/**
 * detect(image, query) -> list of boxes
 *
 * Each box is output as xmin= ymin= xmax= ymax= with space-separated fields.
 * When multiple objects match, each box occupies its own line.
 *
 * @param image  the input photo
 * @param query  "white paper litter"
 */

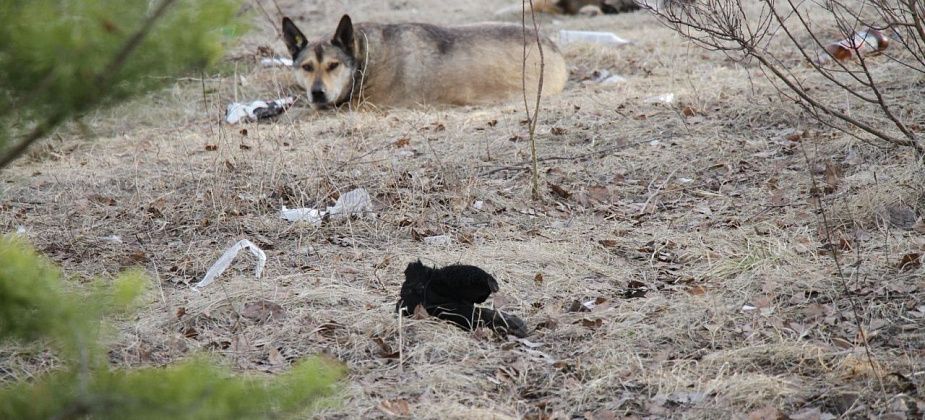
xmin=645 ymin=93 xmax=675 ymax=104
xmin=327 ymin=188 xmax=373 ymax=220
xmin=15 ymin=226 xmax=26 ymax=235
xmin=259 ymin=57 xmax=293 ymax=67
xmin=280 ymin=188 xmax=374 ymax=225
xmin=558 ymin=30 xmax=632 ymax=47
xmin=280 ymin=206 xmax=324 ymax=226
xmin=225 ymin=97 xmax=295 ymax=124
xmin=423 ymin=235 xmax=452 ymax=246
xmin=192 ymin=239 xmax=266 ymax=290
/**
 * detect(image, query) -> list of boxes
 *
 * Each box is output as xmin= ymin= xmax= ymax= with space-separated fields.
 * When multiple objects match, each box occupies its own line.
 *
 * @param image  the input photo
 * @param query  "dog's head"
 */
xmin=282 ymin=15 xmax=358 ymax=109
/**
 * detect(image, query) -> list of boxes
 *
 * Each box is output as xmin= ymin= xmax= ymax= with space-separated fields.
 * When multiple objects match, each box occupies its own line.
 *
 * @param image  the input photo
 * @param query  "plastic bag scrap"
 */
xmin=328 ymin=188 xmax=373 ymax=220
xmin=225 ymin=97 xmax=295 ymax=124
xmin=192 ymin=239 xmax=266 ymax=290
xmin=815 ymin=28 xmax=889 ymax=65
xmin=280 ymin=188 xmax=374 ymax=225
xmin=280 ymin=206 xmax=324 ymax=226
xmin=260 ymin=57 xmax=294 ymax=67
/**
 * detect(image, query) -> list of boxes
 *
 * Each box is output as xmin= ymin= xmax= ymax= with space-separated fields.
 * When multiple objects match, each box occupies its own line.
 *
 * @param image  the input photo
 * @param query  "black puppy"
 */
xmin=396 ymin=260 xmax=528 ymax=338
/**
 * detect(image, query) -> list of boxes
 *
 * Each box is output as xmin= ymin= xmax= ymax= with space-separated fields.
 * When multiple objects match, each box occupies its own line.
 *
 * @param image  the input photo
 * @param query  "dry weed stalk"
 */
xmin=646 ymin=0 xmax=924 ymax=157
xmin=522 ymin=0 xmax=546 ymax=200
xmin=800 ymin=144 xmax=885 ymax=391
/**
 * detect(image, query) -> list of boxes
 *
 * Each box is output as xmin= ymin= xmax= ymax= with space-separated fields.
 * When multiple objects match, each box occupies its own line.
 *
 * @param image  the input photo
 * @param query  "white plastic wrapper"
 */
xmin=280 ymin=206 xmax=324 ymax=226
xmin=327 ymin=188 xmax=373 ymax=220
xmin=225 ymin=97 xmax=295 ymax=124
xmin=192 ymin=239 xmax=266 ymax=290
xmin=280 ymin=188 xmax=374 ymax=225
xmin=259 ymin=57 xmax=294 ymax=67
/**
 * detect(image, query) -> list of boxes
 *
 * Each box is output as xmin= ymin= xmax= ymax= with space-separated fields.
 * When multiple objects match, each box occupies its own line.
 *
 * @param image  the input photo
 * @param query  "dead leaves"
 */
xmin=623 ymin=280 xmax=649 ymax=298
xmin=372 ymin=336 xmax=400 ymax=359
xmin=898 ymin=253 xmax=921 ymax=271
xmin=378 ymin=399 xmax=411 ymax=417
xmin=548 ymin=182 xmax=571 ymax=199
xmin=240 ymin=299 xmax=285 ymax=323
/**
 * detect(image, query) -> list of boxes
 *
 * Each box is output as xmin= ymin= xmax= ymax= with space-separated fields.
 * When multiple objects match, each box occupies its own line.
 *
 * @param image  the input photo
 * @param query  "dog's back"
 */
xmin=355 ymin=21 xmax=567 ymax=107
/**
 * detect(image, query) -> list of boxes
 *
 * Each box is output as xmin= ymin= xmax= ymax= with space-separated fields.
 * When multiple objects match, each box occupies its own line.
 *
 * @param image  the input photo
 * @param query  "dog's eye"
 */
xmin=327 ymin=62 xmax=340 ymax=71
xmin=301 ymin=63 xmax=314 ymax=72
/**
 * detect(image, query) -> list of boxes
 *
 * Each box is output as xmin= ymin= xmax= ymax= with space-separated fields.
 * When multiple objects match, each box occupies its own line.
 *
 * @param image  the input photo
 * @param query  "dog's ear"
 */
xmin=331 ymin=14 xmax=355 ymax=56
xmin=282 ymin=17 xmax=308 ymax=59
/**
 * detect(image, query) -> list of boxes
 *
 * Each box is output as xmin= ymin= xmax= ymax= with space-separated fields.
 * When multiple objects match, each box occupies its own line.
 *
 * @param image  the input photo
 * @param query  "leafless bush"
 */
xmin=646 ymin=0 xmax=924 ymax=156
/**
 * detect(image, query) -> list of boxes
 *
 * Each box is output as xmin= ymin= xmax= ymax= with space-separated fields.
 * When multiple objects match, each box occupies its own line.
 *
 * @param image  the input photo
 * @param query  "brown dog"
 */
xmin=282 ymin=15 xmax=567 ymax=109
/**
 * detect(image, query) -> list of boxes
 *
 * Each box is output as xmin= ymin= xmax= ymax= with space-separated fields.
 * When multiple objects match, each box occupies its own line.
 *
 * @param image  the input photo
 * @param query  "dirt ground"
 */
xmin=1 ymin=0 xmax=924 ymax=418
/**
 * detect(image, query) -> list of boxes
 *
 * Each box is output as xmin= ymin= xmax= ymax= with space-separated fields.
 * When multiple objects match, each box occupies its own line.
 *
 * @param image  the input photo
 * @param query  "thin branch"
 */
xmin=0 ymin=0 xmax=181 ymax=170
xmin=799 ymin=144 xmax=884 ymax=392
xmin=522 ymin=0 xmax=545 ymax=200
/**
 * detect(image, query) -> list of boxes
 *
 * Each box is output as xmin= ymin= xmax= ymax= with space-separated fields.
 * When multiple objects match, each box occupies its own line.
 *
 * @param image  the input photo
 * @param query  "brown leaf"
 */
xmin=487 ymin=119 xmax=498 ymax=127
xmin=588 ymin=410 xmax=618 ymax=420
xmin=550 ymin=126 xmax=567 ymax=135
xmin=175 ymin=307 xmax=187 ymax=320
xmin=624 ymin=280 xmax=648 ymax=298
xmin=548 ymin=182 xmax=572 ymax=199
xmin=122 ymin=250 xmax=148 ymax=266
xmin=239 ymin=143 xmax=251 ymax=150
xmin=578 ymin=318 xmax=603 ymax=330
xmin=898 ymin=253 xmax=921 ymax=271
xmin=413 ymin=304 xmax=429 ymax=320
xmin=588 ymin=185 xmax=611 ymax=203
xmin=786 ymin=131 xmax=803 ymax=142
xmin=747 ymin=406 xmax=786 ymax=420
xmin=681 ymin=105 xmax=697 ymax=117
xmin=687 ymin=285 xmax=707 ymax=296
xmin=268 ymin=347 xmax=286 ymax=366
xmin=534 ymin=273 xmax=544 ymax=285
xmin=240 ymin=300 xmax=285 ymax=322
xmin=205 ymin=144 xmax=218 ymax=151
xmin=393 ymin=137 xmax=410 ymax=148
xmin=314 ymin=321 xmax=342 ymax=338
xmin=566 ymin=300 xmax=590 ymax=313
xmin=378 ymin=399 xmax=411 ymax=417
xmin=183 ymin=326 xmax=199 ymax=339
xmin=598 ymin=239 xmax=618 ymax=248
xmin=536 ymin=317 xmax=558 ymax=330
xmin=372 ymin=336 xmax=400 ymax=359
xmin=88 ymin=194 xmax=117 ymax=206
xmin=824 ymin=162 xmax=842 ymax=191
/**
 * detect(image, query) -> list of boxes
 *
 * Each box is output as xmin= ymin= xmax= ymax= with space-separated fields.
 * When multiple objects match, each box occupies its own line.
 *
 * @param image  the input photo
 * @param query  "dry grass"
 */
xmin=1 ymin=0 xmax=924 ymax=418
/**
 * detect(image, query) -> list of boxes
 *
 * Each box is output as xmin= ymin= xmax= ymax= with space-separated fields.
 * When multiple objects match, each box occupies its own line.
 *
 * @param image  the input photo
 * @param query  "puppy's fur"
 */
xmin=282 ymin=15 xmax=567 ymax=109
xmin=397 ymin=260 xmax=528 ymax=338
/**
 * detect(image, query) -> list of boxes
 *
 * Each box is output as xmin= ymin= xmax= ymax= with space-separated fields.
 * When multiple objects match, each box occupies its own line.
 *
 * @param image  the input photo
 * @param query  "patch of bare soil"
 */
xmin=1 ymin=0 xmax=923 ymax=418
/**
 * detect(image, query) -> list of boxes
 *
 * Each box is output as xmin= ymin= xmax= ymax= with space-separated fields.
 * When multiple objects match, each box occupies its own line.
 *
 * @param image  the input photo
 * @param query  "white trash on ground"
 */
xmin=423 ymin=235 xmax=452 ymax=246
xmin=280 ymin=206 xmax=324 ymax=226
xmin=225 ymin=97 xmax=295 ymax=124
xmin=259 ymin=57 xmax=294 ymax=67
xmin=645 ymin=93 xmax=675 ymax=104
xmin=280 ymin=188 xmax=374 ymax=225
xmin=328 ymin=188 xmax=373 ymax=220
xmin=558 ymin=30 xmax=632 ymax=47
xmin=192 ymin=239 xmax=266 ymax=290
